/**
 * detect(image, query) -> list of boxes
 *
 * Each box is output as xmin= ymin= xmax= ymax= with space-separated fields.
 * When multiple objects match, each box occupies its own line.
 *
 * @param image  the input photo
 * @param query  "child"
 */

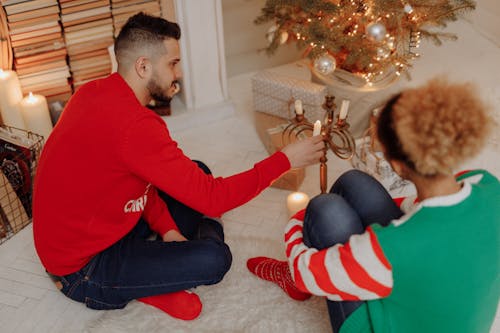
xmin=248 ymin=78 xmax=499 ymax=333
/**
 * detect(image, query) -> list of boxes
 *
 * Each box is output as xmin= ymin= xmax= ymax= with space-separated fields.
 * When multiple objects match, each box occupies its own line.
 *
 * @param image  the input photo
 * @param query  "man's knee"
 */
xmin=202 ymin=240 xmax=232 ymax=284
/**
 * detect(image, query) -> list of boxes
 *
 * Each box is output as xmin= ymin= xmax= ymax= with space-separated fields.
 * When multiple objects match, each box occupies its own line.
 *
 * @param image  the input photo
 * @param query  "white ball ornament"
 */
xmin=404 ymin=4 xmax=414 ymax=14
xmin=313 ymin=54 xmax=337 ymax=75
xmin=366 ymin=22 xmax=387 ymax=42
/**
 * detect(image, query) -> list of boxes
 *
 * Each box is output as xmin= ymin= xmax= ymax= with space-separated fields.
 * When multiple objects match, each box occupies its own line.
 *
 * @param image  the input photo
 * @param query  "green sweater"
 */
xmin=342 ymin=170 xmax=500 ymax=333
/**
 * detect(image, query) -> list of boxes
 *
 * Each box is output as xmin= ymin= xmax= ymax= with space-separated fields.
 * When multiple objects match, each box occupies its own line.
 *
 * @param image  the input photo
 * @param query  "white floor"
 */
xmin=0 ymin=20 xmax=499 ymax=333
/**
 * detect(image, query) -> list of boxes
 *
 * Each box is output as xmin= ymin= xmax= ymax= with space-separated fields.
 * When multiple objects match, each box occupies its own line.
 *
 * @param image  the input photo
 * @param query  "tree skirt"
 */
xmin=85 ymin=235 xmax=332 ymax=333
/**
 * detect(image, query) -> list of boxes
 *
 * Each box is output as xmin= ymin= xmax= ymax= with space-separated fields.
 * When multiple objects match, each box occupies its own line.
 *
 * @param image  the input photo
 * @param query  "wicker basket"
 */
xmin=0 ymin=126 xmax=43 ymax=244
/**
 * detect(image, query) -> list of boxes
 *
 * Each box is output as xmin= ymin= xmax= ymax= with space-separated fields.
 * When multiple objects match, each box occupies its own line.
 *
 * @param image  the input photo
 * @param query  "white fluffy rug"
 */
xmin=85 ymin=235 xmax=332 ymax=333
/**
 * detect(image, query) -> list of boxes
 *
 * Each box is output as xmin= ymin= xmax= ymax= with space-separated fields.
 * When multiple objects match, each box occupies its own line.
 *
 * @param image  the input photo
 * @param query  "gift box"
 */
xmin=252 ymin=70 xmax=328 ymax=122
xmin=350 ymin=135 xmax=415 ymax=198
xmin=254 ymin=111 xmax=305 ymax=191
xmin=270 ymin=166 xmax=305 ymax=191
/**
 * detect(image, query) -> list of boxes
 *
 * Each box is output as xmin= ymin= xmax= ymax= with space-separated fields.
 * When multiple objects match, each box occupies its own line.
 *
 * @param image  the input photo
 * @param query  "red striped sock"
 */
xmin=247 ymin=257 xmax=311 ymax=301
xmin=138 ymin=290 xmax=202 ymax=320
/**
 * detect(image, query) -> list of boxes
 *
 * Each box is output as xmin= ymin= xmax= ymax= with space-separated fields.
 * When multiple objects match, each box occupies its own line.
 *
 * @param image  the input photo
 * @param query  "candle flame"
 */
xmin=0 ymin=69 xmax=8 ymax=79
xmin=291 ymin=192 xmax=307 ymax=200
xmin=287 ymin=192 xmax=310 ymax=216
xmin=26 ymin=92 xmax=37 ymax=104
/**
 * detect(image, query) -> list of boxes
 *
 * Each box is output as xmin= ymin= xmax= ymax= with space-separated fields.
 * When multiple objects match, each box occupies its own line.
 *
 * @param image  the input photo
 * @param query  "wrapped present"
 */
xmin=351 ymin=136 xmax=415 ymax=198
xmin=252 ymin=70 xmax=328 ymax=122
xmin=254 ymin=111 xmax=306 ymax=191
xmin=271 ymin=167 xmax=305 ymax=191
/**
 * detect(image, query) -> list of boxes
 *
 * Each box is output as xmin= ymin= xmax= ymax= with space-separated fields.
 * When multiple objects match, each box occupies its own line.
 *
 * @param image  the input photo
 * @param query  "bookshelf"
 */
xmin=0 ymin=0 xmax=163 ymax=104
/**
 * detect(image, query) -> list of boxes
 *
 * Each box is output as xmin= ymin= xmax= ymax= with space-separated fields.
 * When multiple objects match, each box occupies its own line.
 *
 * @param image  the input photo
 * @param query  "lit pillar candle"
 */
xmin=0 ymin=69 xmax=26 ymax=129
xmin=294 ymin=99 xmax=303 ymax=115
xmin=287 ymin=192 xmax=310 ymax=216
xmin=312 ymin=120 xmax=322 ymax=136
xmin=20 ymin=92 xmax=53 ymax=140
xmin=339 ymin=99 xmax=350 ymax=120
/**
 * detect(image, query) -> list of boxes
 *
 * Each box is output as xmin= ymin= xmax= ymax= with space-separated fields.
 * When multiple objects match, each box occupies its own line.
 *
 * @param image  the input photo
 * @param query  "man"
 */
xmin=33 ymin=13 xmax=324 ymax=320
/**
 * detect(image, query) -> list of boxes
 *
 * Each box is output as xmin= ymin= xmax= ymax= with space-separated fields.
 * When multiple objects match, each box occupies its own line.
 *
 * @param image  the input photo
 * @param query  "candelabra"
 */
xmin=282 ymin=96 xmax=356 ymax=193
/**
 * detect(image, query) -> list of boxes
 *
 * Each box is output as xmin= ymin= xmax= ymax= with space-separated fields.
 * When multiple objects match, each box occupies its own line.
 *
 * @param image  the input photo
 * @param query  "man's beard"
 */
xmin=147 ymin=76 xmax=173 ymax=104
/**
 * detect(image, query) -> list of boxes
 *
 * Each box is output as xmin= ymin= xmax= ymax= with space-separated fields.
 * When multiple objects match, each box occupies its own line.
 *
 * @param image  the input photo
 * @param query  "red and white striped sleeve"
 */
xmin=284 ymin=210 xmax=393 ymax=301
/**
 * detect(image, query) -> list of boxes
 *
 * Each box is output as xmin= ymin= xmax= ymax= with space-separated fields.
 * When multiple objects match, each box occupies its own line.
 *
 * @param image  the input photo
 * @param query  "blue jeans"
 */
xmin=302 ymin=169 xmax=403 ymax=333
xmin=57 ymin=161 xmax=233 ymax=310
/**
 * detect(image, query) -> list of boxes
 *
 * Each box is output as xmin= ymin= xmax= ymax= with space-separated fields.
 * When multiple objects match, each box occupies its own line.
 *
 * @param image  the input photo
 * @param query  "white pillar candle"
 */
xmin=20 ymin=92 xmax=53 ymax=140
xmin=339 ymin=99 xmax=350 ymax=120
xmin=294 ymin=99 xmax=303 ymax=115
xmin=287 ymin=192 xmax=310 ymax=216
xmin=0 ymin=69 xmax=26 ymax=129
xmin=312 ymin=120 xmax=322 ymax=136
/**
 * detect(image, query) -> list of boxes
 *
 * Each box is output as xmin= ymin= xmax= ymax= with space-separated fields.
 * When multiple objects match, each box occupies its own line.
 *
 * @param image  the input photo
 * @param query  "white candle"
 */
xmin=0 ymin=69 xmax=26 ymax=129
xmin=287 ymin=192 xmax=310 ymax=216
xmin=20 ymin=92 xmax=53 ymax=140
xmin=339 ymin=99 xmax=350 ymax=120
xmin=294 ymin=99 xmax=303 ymax=115
xmin=312 ymin=120 xmax=322 ymax=136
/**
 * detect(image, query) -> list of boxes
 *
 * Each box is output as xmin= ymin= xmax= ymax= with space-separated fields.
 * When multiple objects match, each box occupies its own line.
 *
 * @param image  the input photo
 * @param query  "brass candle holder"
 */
xmin=282 ymin=96 xmax=356 ymax=193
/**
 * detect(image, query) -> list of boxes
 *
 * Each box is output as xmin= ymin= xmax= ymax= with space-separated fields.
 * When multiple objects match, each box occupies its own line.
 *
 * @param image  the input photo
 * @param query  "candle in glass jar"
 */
xmin=0 ymin=69 xmax=26 ymax=129
xmin=287 ymin=192 xmax=310 ymax=216
xmin=20 ymin=92 xmax=53 ymax=140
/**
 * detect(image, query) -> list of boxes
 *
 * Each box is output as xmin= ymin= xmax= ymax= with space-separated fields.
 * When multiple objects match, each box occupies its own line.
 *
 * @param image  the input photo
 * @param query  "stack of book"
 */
xmin=60 ymin=0 xmax=113 ymax=90
xmin=111 ymin=0 xmax=161 ymax=37
xmin=2 ymin=0 xmax=72 ymax=103
xmin=1 ymin=4 xmax=13 ymax=69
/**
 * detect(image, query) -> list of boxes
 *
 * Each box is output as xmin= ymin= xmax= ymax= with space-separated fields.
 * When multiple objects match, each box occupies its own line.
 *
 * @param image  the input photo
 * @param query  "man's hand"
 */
xmin=162 ymin=229 xmax=187 ymax=242
xmin=281 ymin=135 xmax=324 ymax=169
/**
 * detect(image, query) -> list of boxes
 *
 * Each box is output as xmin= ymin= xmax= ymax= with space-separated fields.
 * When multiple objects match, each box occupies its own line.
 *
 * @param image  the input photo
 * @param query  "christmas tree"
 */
xmin=256 ymin=0 xmax=475 ymax=85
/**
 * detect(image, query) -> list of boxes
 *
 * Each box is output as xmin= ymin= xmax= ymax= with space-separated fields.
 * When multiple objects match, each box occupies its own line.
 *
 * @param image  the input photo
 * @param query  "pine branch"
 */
xmin=254 ymin=0 xmax=477 ymax=80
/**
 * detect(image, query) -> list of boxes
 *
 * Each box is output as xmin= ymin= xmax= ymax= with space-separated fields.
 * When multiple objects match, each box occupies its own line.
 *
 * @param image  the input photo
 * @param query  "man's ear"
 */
xmin=135 ymin=57 xmax=151 ymax=79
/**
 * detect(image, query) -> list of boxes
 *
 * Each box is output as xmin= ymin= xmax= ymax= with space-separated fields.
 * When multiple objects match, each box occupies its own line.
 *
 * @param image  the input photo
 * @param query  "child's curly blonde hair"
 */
xmin=377 ymin=78 xmax=492 ymax=176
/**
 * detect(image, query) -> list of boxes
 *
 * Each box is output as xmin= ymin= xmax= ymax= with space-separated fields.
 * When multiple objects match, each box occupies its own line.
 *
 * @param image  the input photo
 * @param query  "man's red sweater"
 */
xmin=33 ymin=73 xmax=290 ymax=276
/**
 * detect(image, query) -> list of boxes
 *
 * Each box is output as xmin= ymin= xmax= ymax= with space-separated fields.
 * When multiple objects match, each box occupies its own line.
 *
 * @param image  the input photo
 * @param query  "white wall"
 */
xmin=467 ymin=0 xmax=500 ymax=46
xmin=221 ymin=0 xmax=302 ymax=78
xmin=156 ymin=0 xmax=233 ymax=133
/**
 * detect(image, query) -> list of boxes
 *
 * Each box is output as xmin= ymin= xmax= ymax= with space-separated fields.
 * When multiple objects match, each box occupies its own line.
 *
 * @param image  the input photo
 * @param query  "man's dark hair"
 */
xmin=114 ymin=12 xmax=181 ymax=66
